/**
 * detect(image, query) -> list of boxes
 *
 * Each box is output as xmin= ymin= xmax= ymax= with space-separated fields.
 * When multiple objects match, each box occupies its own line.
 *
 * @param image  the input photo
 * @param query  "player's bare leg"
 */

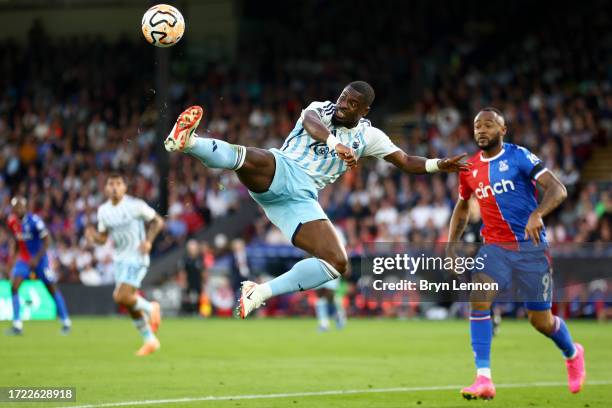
xmin=237 ymin=220 xmax=347 ymax=319
xmin=113 ymin=283 xmax=160 ymax=355
xmin=293 ymin=220 xmax=349 ymax=273
xmin=5 ymin=276 xmax=24 ymax=335
xmin=527 ymin=309 xmax=585 ymax=393
xmin=235 ymin=148 xmax=276 ymax=193
xmin=461 ymin=274 xmax=497 ymax=400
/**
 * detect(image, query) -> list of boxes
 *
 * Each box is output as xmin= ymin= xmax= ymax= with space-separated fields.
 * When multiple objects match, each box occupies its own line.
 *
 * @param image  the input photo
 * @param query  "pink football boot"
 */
xmin=566 ymin=343 xmax=586 ymax=393
xmin=461 ymin=375 xmax=496 ymax=400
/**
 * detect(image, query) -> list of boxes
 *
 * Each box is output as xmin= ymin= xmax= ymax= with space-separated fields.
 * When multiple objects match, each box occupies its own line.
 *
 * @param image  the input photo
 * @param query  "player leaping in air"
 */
xmin=5 ymin=196 xmax=71 ymax=335
xmin=85 ymin=174 xmax=164 ymax=356
xmin=447 ymin=108 xmax=586 ymax=400
xmin=164 ymin=81 xmax=469 ymax=319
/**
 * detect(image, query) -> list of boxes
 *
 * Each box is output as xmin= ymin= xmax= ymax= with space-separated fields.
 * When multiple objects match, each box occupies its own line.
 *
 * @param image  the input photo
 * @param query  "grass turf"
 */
xmin=1 ymin=318 xmax=611 ymax=407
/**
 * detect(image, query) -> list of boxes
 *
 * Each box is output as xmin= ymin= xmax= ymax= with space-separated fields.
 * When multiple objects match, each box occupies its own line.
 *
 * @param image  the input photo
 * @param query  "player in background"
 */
xmin=315 ymin=278 xmax=347 ymax=332
xmin=446 ymin=108 xmax=586 ymax=400
xmin=164 ymin=81 xmax=469 ymax=319
xmin=5 ymin=196 xmax=71 ymax=335
xmin=85 ymin=174 xmax=164 ymax=356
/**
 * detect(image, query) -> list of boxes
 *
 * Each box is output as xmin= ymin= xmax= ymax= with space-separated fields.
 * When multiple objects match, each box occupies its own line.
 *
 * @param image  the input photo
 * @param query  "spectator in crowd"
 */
xmin=179 ymin=239 xmax=205 ymax=315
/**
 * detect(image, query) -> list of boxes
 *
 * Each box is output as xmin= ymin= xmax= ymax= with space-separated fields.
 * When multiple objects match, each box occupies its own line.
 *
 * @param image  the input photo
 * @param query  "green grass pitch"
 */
xmin=2 ymin=318 xmax=611 ymax=407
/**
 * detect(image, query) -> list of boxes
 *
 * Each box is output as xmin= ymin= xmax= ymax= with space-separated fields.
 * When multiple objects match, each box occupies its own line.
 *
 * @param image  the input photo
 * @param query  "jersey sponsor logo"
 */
xmin=311 ymin=141 xmax=338 ymax=157
xmin=16 ymin=232 xmax=33 ymax=240
xmin=499 ymin=160 xmax=509 ymax=172
xmin=352 ymin=139 xmax=360 ymax=149
xmin=475 ymin=179 xmax=516 ymax=199
xmin=15 ymin=224 xmax=33 ymax=241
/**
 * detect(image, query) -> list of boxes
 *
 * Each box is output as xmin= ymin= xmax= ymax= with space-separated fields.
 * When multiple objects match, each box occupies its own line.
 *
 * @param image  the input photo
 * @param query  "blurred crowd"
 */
xmin=0 ymin=23 xmax=250 ymax=283
xmin=0 ymin=1 xmax=610 ymax=322
xmin=245 ymin=0 xmax=612 ymax=250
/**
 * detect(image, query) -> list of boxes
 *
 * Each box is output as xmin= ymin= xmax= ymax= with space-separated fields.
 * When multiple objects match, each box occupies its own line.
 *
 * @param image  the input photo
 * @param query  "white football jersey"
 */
xmin=276 ymin=101 xmax=400 ymax=189
xmin=97 ymin=195 xmax=157 ymax=266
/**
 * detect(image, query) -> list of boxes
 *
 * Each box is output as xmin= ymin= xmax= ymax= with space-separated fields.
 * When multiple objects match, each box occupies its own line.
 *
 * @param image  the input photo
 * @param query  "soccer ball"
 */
xmin=141 ymin=4 xmax=185 ymax=48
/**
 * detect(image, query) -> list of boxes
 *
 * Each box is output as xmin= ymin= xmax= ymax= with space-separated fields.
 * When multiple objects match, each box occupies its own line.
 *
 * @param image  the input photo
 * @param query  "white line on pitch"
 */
xmin=57 ymin=380 xmax=612 ymax=408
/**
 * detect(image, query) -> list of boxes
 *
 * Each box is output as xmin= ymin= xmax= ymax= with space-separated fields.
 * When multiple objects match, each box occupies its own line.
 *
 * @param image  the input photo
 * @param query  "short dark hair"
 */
xmin=480 ymin=106 xmax=504 ymax=119
xmin=348 ymin=81 xmax=375 ymax=107
xmin=107 ymin=172 xmax=126 ymax=182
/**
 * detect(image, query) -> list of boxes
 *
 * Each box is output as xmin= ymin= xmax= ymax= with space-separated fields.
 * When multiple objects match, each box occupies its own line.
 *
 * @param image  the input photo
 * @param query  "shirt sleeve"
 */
xmin=97 ymin=208 xmax=107 ymax=233
xmin=458 ymin=171 xmax=473 ymax=200
xmin=135 ymin=199 xmax=157 ymax=222
xmin=300 ymin=100 xmax=335 ymax=126
xmin=361 ymin=127 xmax=401 ymax=159
xmin=516 ymin=146 xmax=548 ymax=180
xmin=32 ymin=215 xmax=48 ymax=238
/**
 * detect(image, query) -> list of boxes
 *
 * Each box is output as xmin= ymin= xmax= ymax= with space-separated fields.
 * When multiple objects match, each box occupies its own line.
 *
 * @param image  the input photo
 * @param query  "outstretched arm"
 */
xmin=524 ymin=171 xmax=567 ymax=244
xmin=383 ymin=150 xmax=470 ymax=174
xmin=303 ymin=110 xmax=357 ymax=168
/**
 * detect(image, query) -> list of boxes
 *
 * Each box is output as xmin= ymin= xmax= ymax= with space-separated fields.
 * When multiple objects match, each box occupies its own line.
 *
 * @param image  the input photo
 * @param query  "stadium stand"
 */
xmin=0 ymin=1 xmax=609 ymax=318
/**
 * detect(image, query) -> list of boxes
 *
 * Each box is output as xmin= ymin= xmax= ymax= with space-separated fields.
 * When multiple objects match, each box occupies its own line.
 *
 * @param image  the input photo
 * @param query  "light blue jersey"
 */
xmin=250 ymin=101 xmax=400 ymax=242
xmin=97 ymin=195 xmax=157 ymax=287
xmin=276 ymin=101 xmax=400 ymax=189
xmin=97 ymin=195 xmax=157 ymax=266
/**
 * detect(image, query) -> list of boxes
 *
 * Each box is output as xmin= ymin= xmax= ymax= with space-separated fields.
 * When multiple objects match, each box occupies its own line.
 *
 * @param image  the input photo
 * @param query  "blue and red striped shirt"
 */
xmin=458 ymin=143 xmax=548 ymax=244
xmin=7 ymin=213 xmax=48 ymax=262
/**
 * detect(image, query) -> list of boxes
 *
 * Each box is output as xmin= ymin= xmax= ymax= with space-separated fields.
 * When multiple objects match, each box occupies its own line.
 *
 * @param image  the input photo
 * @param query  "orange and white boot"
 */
xmin=164 ymin=105 xmax=204 ymax=152
xmin=136 ymin=337 xmax=160 ymax=357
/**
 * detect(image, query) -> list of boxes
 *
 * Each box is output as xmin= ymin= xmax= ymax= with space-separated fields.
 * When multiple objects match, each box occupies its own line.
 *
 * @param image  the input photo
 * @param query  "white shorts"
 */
xmin=114 ymin=260 xmax=148 ymax=288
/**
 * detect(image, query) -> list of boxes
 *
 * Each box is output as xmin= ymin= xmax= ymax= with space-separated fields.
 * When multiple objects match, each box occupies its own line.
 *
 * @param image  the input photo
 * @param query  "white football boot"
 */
xmin=235 ymin=281 xmax=266 ymax=319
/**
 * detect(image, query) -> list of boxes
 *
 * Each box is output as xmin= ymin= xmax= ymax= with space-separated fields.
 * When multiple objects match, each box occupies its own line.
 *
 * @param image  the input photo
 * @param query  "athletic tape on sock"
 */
xmin=319 ymin=259 xmax=341 ymax=279
xmin=233 ymin=145 xmax=247 ymax=170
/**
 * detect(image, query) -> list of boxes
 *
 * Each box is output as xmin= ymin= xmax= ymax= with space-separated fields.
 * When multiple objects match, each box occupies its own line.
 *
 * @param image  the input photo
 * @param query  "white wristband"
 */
xmin=326 ymin=134 xmax=340 ymax=150
xmin=425 ymin=158 xmax=441 ymax=173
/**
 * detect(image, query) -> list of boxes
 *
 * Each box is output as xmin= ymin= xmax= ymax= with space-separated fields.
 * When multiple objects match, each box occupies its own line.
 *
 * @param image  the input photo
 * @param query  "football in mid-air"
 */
xmin=141 ymin=4 xmax=185 ymax=48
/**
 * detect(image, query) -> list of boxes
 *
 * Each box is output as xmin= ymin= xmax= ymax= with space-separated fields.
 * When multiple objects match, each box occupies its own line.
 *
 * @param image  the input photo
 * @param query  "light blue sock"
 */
xmin=185 ymin=137 xmax=246 ymax=170
xmin=548 ymin=316 xmax=577 ymax=358
xmin=470 ymin=310 xmax=492 ymax=370
xmin=315 ymin=298 xmax=330 ymax=329
xmin=133 ymin=317 xmax=156 ymax=342
xmin=134 ymin=295 xmax=153 ymax=314
xmin=268 ymin=258 xmax=338 ymax=297
xmin=12 ymin=293 xmax=20 ymax=322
